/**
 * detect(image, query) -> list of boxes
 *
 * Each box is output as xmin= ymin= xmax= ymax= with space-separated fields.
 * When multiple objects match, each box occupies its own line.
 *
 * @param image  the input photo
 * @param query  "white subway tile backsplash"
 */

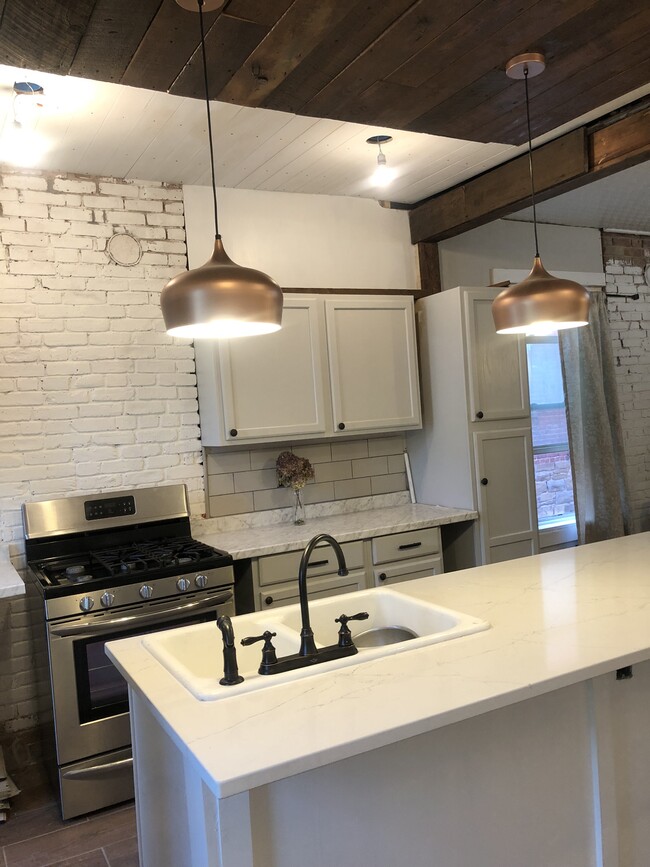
xmin=371 ymin=473 xmax=408 ymax=495
xmin=368 ymin=435 xmax=405 ymax=456
xmin=331 ymin=439 xmax=369 ymax=461
xmin=233 ymin=468 xmax=278 ymax=493
xmin=313 ymin=460 xmax=352 ymax=483
xmin=334 ymin=477 xmax=372 ymax=500
xmin=206 ymin=436 xmax=406 ymax=517
xmin=209 ymin=492 xmax=254 ymax=517
xmin=352 ymin=456 xmax=388 ymax=478
xmin=205 ymin=436 xmax=408 ymax=517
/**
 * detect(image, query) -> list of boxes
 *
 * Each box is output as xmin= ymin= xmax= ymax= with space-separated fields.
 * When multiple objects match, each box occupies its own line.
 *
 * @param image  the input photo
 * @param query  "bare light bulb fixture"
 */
xmin=492 ymin=53 xmax=589 ymax=336
xmin=367 ymin=134 xmax=395 ymax=186
xmin=13 ymin=81 xmax=44 ymax=126
xmin=161 ymin=0 xmax=282 ymax=339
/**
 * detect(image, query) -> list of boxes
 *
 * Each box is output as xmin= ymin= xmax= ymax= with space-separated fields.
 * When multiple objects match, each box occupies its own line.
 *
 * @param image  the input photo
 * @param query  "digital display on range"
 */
xmin=84 ymin=496 xmax=136 ymax=521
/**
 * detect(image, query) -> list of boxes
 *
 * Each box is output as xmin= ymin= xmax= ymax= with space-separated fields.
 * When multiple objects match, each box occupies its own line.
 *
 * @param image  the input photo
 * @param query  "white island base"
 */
xmin=109 ymin=534 xmax=650 ymax=867
xmin=128 ymin=664 xmax=650 ymax=867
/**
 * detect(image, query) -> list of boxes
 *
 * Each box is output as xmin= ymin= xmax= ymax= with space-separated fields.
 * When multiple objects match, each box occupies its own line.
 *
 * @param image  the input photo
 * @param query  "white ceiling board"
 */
xmin=506 ymin=162 xmax=650 ymax=232
xmin=0 ymin=63 xmax=647 ymax=207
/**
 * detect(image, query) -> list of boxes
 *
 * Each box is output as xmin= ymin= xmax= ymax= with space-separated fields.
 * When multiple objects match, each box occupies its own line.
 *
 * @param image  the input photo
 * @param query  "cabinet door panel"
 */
xmin=374 ymin=555 xmax=443 ymax=587
xmin=219 ymin=296 xmax=329 ymax=441
xmin=474 ymin=428 xmax=538 ymax=552
xmin=325 ymin=297 xmax=421 ymax=433
xmin=465 ymin=291 xmax=529 ymax=422
xmin=258 ymin=571 xmax=366 ymax=611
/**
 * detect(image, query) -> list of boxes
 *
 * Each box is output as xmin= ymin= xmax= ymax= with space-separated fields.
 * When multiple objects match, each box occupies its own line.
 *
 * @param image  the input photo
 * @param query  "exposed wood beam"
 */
xmin=409 ymin=100 xmax=650 ymax=244
xmin=417 ymin=243 xmax=441 ymax=296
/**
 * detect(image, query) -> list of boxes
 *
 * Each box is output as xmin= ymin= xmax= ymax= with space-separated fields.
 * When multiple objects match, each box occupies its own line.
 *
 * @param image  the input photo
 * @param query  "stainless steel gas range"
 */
xmin=23 ymin=484 xmax=234 ymax=820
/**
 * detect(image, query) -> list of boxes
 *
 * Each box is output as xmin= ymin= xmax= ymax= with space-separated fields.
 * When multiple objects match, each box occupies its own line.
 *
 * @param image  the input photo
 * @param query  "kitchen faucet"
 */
xmin=241 ymin=533 xmax=369 ymax=675
xmin=216 ymin=614 xmax=244 ymax=686
xmin=297 ymin=533 xmax=349 ymax=656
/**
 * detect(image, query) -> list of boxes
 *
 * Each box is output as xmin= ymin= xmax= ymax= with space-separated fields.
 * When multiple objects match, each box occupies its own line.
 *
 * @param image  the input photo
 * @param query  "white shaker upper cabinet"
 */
xmin=195 ymin=295 xmax=330 ymax=445
xmin=464 ymin=290 xmax=529 ymax=424
xmin=325 ymin=296 xmax=421 ymax=434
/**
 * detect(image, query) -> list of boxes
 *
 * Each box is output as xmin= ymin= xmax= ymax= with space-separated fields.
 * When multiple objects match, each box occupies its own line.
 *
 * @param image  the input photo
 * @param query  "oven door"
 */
xmin=47 ymin=588 xmax=234 ymax=767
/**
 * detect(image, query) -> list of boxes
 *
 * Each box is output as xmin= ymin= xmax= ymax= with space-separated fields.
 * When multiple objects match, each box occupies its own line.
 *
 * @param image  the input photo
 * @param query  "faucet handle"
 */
xmin=334 ymin=612 xmax=369 ymax=648
xmin=241 ymin=631 xmax=278 ymax=673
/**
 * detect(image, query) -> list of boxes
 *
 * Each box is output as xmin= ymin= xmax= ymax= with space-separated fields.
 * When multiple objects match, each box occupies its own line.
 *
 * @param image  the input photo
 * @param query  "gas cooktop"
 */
xmin=31 ymin=537 xmax=228 ymax=589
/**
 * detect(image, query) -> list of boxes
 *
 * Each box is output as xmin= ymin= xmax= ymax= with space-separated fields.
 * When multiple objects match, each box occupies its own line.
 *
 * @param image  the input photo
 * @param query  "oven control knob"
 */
xmin=100 ymin=591 xmax=115 ymax=608
xmin=79 ymin=596 xmax=94 ymax=612
xmin=195 ymin=574 xmax=208 ymax=589
xmin=139 ymin=584 xmax=154 ymax=600
xmin=176 ymin=577 xmax=191 ymax=592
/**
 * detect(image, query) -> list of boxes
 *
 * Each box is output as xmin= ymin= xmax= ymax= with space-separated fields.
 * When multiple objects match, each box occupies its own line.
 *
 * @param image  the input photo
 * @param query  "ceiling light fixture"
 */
xmin=367 ymin=135 xmax=395 ymax=186
xmin=492 ymin=54 xmax=589 ymax=336
xmin=13 ymin=81 xmax=44 ymax=127
xmin=161 ymin=0 xmax=282 ymax=339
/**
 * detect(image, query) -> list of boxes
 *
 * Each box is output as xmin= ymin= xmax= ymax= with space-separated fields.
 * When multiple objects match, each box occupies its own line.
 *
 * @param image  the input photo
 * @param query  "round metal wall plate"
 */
xmin=175 ymin=0 xmax=224 ymax=10
xmin=106 ymin=232 xmax=143 ymax=267
xmin=506 ymin=52 xmax=546 ymax=79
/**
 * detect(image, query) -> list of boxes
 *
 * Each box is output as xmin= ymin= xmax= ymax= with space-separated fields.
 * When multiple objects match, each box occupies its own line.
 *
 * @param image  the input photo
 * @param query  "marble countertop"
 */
xmin=0 ymin=547 xmax=25 ymax=598
xmin=192 ymin=503 xmax=476 ymax=559
xmin=107 ymin=532 xmax=650 ymax=800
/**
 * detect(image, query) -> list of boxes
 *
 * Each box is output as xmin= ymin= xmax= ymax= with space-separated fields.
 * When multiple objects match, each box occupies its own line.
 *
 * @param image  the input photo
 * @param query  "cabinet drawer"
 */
xmin=372 ymin=528 xmax=440 ymax=565
xmin=258 ymin=540 xmax=364 ymax=587
xmin=258 ymin=570 xmax=366 ymax=610
xmin=374 ymin=554 xmax=443 ymax=587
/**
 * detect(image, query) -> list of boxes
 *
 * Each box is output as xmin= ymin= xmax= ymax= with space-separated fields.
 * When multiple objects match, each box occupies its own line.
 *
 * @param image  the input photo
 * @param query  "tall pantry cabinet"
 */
xmin=407 ymin=287 xmax=539 ymax=566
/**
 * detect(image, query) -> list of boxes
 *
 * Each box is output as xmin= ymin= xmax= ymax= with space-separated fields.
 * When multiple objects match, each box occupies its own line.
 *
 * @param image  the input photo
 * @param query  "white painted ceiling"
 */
xmin=0 ymin=63 xmax=648 ymax=207
xmin=506 ymin=161 xmax=650 ymax=233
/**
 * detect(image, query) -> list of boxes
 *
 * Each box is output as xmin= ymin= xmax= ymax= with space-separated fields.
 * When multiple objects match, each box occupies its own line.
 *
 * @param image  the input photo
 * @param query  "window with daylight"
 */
xmin=525 ymin=336 xmax=576 ymax=532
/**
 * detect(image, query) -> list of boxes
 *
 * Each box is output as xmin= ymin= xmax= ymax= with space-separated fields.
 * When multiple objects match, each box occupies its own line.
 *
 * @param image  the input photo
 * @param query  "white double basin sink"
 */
xmin=143 ymin=586 xmax=490 ymax=702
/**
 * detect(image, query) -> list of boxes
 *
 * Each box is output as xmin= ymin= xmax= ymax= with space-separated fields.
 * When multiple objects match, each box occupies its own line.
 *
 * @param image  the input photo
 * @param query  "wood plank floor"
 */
xmin=1 ymin=801 xmax=138 ymax=867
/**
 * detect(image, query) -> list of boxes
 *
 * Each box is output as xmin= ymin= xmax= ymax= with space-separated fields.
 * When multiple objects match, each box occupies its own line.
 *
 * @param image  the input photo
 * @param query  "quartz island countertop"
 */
xmin=107 ymin=532 xmax=650 ymax=800
xmin=191 ymin=502 xmax=476 ymax=559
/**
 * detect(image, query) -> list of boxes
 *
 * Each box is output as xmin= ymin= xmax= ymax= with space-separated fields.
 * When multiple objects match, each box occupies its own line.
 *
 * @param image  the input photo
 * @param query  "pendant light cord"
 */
xmin=197 ymin=0 xmax=220 ymax=239
xmin=523 ymin=67 xmax=540 ymax=258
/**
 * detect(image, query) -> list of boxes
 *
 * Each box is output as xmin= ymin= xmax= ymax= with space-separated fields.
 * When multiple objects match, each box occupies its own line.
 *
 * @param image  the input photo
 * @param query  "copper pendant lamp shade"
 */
xmin=161 ymin=237 xmax=283 ymax=338
xmin=492 ymin=256 xmax=590 ymax=335
xmin=162 ymin=0 xmax=282 ymax=339
xmin=492 ymin=54 xmax=589 ymax=336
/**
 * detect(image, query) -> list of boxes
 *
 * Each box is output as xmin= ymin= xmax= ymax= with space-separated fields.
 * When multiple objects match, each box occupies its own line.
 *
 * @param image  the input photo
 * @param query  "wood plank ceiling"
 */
xmin=0 ymin=0 xmax=648 ymax=147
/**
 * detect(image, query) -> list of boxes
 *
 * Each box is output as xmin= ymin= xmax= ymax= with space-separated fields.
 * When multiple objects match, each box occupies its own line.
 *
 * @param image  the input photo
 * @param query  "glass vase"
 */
xmin=293 ymin=488 xmax=306 ymax=525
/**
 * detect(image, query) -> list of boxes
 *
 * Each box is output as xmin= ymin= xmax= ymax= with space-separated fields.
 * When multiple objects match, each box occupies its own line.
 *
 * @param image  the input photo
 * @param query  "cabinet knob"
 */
xmin=264 ymin=596 xmax=274 ymax=606
xmin=378 ymin=572 xmax=387 ymax=582
xmin=480 ymin=477 xmax=488 ymax=486
xmin=338 ymin=422 xmax=346 ymax=430
xmin=476 ymin=411 xmax=484 ymax=420
xmin=229 ymin=428 xmax=238 ymax=437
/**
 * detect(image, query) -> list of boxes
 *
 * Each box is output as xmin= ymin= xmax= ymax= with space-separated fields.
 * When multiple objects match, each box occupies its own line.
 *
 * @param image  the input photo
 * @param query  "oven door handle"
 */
xmin=49 ymin=591 xmax=233 ymax=637
xmin=62 ymin=757 xmax=134 ymax=781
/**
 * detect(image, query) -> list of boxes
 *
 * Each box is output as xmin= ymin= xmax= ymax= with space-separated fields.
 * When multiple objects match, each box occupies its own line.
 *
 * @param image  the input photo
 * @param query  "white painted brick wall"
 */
xmin=0 ymin=167 xmax=204 ymax=735
xmin=602 ymin=233 xmax=650 ymax=535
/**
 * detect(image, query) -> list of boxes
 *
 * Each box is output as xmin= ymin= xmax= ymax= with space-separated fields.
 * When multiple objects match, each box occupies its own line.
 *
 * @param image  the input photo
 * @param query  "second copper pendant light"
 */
xmin=492 ymin=53 xmax=590 ymax=336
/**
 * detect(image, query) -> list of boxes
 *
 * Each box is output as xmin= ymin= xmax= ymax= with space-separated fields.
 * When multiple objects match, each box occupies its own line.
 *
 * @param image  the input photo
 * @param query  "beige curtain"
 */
xmin=558 ymin=290 xmax=630 ymax=544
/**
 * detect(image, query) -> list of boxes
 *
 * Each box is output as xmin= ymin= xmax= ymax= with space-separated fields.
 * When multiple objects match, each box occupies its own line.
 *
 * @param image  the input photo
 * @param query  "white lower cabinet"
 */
xmin=371 ymin=526 xmax=442 ymax=587
xmin=473 ymin=427 xmax=538 ymax=563
xmin=246 ymin=527 xmax=445 ymax=612
xmin=592 ymin=662 xmax=650 ymax=866
xmin=255 ymin=540 xmax=366 ymax=611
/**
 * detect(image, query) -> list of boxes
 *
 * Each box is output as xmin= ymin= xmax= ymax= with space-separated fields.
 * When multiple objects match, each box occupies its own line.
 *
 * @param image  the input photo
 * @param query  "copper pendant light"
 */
xmin=161 ymin=0 xmax=282 ymax=339
xmin=492 ymin=53 xmax=589 ymax=336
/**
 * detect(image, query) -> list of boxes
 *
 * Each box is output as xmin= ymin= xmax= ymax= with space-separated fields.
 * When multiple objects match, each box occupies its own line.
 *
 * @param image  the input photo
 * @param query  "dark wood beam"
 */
xmin=417 ymin=243 xmax=442 ymax=297
xmin=409 ymin=101 xmax=650 ymax=244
